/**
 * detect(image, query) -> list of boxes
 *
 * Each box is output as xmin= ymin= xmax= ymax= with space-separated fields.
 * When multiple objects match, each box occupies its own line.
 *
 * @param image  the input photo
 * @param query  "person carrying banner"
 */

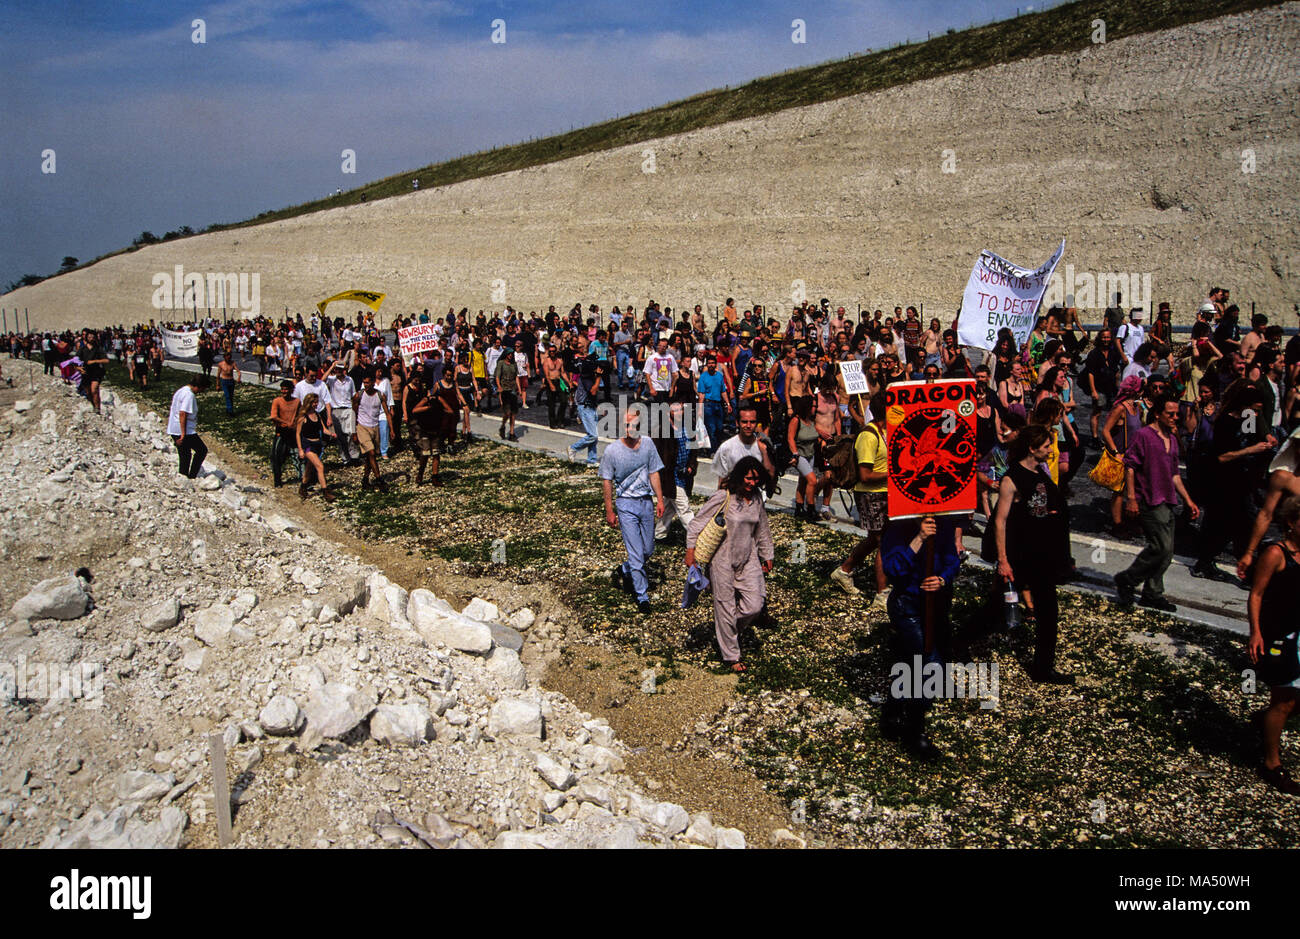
xmin=881 ymin=513 xmax=961 ymax=758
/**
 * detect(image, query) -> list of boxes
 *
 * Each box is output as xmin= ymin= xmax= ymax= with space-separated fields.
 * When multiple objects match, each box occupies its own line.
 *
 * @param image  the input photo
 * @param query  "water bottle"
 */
xmin=1004 ymin=586 xmax=1022 ymax=629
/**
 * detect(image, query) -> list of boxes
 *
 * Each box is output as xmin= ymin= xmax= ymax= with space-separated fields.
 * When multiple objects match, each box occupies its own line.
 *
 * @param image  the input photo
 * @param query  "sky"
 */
xmin=0 ymin=0 xmax=1044 ymax=290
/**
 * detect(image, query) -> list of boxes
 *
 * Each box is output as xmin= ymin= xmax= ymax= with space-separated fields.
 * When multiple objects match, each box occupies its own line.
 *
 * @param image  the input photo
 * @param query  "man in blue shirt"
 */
xmin=881 ymin=514 xmax=961 ymax=760
xmin=600 ymin=409 xmax=666 ymax=614
xmin=696 ymin=356 xmax=729 ymax=455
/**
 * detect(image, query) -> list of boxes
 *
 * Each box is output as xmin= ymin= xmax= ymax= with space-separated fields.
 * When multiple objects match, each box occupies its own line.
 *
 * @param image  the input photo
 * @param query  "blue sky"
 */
xmin=0 ymin=0 xmax=1039 ymax=289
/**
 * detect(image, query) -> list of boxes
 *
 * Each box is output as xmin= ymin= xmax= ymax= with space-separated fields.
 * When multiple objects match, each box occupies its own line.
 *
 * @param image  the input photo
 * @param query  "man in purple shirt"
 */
xmin=1114 ymin=395 xmax=1200 ymax=611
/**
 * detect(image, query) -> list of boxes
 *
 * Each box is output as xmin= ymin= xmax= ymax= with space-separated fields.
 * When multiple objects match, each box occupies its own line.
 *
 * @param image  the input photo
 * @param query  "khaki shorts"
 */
xmin=356 ymin=423 xmax=380 ymax=455
xmin=854 ymin=490 xmax=888 ymax=534
xmin=414 ymin=435 xmax=441 ymax=456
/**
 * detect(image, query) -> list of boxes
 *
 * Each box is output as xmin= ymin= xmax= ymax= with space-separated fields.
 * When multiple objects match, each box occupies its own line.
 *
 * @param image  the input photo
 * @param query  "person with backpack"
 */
xmin=788 ymin=396 xmax=824 ymax=521
xmin=829 ymin=391 xmax=891 ymax=613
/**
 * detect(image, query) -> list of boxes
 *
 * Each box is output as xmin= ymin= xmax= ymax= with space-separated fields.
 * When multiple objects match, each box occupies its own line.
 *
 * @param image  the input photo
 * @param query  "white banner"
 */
xmin=839 ymin=360 xmax=870 ymax=395
xmin=957 ymin=239 xmax=1065 ymax=352
xmin=160 ymin=326 xmax=200 ymax=358
xmin=397 ymin=323 xmax=439 ymax=357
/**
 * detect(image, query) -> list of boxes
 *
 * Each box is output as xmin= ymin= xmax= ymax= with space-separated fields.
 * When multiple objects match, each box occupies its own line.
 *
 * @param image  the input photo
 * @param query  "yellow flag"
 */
xmin=317 ymin=290 xmax=386 ymax=315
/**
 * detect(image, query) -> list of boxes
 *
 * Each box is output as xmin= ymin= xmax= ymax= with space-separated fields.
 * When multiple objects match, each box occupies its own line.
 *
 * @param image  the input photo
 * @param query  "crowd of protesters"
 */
xmin=9 ymin=285 xmax=1300 ymax=790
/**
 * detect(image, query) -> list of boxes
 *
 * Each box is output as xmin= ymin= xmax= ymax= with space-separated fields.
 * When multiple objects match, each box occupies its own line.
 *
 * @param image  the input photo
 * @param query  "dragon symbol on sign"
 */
xmin=888 ymin=407 xmax=977 ymax=505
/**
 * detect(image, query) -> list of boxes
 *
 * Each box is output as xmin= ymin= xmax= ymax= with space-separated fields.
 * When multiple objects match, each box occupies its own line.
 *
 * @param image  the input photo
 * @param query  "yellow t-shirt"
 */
xmin=853 ymin=424 xmax=887 ymax=494
xmin=471 ymin=349 xmax=486 ymax=379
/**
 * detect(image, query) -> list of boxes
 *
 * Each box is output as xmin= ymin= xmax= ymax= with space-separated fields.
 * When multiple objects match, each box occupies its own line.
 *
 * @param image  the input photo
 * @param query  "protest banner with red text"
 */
xmin=884 ymin=379 xmax=979 ymax=519
xmin=397 ymin=323 xmax=439 ymax=358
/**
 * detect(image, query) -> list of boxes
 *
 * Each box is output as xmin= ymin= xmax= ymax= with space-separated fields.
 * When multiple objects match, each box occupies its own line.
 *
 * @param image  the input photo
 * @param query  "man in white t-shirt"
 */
xmin=293 ymin=366 xmax=333 ymax=421
xmin=1116 ymin=309 xmax=1147 ymax=365
xmin=168 ymin=375 xmax=209 ymax=478
xmin=712 ymin=404 xmax=775 ymax=486
xmin=643 ymin=337 xmax=678 ymax=401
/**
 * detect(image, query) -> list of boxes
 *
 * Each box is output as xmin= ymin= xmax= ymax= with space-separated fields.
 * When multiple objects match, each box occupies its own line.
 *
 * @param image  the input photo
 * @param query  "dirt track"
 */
xmin=7 ymin=3 xmax=1298 ymax=330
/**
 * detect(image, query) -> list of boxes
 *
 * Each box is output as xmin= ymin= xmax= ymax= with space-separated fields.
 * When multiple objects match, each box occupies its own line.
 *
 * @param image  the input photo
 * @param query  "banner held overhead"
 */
xmin=317 ymin=290 xmax=386 ymax=316
xmin=957 ymin=240 xmax=1065 ymax=352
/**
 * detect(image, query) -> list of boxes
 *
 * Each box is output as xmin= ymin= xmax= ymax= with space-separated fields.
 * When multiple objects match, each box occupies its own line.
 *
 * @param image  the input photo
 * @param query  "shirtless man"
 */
xmin=216 ymin=352 xmax=241 ymax=416
xmin=813 ymin=375 xmax=842 ymax=518
xmin=786 ymin=349 xmax=810 ymax=417
xmin=542 ymin=347 xmax=568 ymax=428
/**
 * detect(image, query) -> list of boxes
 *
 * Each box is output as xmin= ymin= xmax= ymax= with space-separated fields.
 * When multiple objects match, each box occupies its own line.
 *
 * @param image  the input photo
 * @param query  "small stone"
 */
xmin=116 ymin=770 xmax=175 ymax=802
xmin=488 ymin=698 xmax=543 ymax=739
xmin=507 ymin=608 xmax=536 ymax=631
xmin=259 ymin=695 xmax=304 ymax=736
xmin=462 ymin=597 xmax=500 ymax=622
xmin=192 ymin=605 xmax=235 ymax=645
xmin=140 ymin=598 xmax=181 ymax=633
xmin=369 ymin=702 xmax=434 ymax=747
xmin=534 ymin=753 xmax=576 ymax=791
xmin=302 ymin=682 xmax=376 ymax=738
xmin=11 ymin=574 xmax=89 ymax=621
xmin=715 ymin=827 xmax=746 ymax=849
xmin=770 ymin=828 xmax=806 ymax=849
xmin=486 ymin=646 xmax=528 ymax=690
xmin=378 ymin=774 xmax=401 ymax=793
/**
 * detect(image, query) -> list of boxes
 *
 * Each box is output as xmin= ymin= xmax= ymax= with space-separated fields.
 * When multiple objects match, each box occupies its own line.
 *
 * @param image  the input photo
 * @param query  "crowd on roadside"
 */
xmin=10 ymin=286 xmax=1300 ymax=791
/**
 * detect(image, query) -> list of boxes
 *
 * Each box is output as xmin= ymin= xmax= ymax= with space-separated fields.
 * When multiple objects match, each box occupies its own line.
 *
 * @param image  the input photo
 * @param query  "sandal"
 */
xmin=725 ymin=661 xmax=747 ymax=673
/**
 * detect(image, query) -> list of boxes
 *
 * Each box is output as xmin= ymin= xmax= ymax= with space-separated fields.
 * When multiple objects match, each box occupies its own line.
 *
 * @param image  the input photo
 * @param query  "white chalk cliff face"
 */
xmin=8 ymin=3 xmax=1299 ymax=332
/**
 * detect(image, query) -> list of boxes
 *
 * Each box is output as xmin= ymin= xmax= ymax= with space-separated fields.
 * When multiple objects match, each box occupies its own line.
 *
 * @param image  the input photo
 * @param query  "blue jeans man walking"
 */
xmin=599 ymin=412 xmax=666 ymax=614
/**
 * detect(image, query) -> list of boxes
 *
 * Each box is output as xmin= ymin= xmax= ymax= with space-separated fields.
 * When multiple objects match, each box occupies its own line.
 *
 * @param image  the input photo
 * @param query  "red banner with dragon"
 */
xmin=883 ymin=379 xmax=979 ymax=520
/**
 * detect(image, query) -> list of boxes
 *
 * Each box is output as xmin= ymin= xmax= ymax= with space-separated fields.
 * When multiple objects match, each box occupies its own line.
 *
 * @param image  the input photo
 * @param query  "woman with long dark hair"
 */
xmin=994 ymin=424 xmax=1074 ymax=683
xmin=685 ymin=455 xmax=775 ymax=673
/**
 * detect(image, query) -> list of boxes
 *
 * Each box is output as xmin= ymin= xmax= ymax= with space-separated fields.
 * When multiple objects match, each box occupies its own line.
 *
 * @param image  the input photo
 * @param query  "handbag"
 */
xmin=693 ymin=494 xmax=730 ymax=564
xmin=1089 ymin=417 xmax=1127 ymax=492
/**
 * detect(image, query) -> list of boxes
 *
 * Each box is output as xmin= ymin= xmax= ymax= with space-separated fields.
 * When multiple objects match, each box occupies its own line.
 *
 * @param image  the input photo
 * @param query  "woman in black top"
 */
xmin=1247 ymin=495 xmax=1300 ymax=794
xmin=994 ymin=424 xmax=1073 ymax=684
xmin=296 ymin=393 xmax=336 ymax=502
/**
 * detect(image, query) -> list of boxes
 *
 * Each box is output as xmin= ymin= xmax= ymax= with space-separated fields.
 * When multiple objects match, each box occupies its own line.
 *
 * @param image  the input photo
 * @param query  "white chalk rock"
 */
xmin=369 ymin=702 xmax=435 ymax=747
xmin=192 ymin=605 xmax=235 ymax=646
xmin=488 ymin=698 xmax=543 ymax=739
xmin=486 ymin=646 xmax=528 ymax=690
xmin=11 ymin=575 xmax=89 ymax=621
xmin=258 ymin=695 xmax=304 ymax=736
xmin=303 ymin=682 xmax=376 ymax=739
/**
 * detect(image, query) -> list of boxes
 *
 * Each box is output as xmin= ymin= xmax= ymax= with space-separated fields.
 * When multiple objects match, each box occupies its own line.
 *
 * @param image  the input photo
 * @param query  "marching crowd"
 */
xmin=10 ymin=286 xmax=1300 ymax=789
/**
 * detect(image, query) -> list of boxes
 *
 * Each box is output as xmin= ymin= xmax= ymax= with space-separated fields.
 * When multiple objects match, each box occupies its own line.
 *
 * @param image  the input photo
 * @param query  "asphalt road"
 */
xmin=157 ymin=351 xmax=1250 ymax=637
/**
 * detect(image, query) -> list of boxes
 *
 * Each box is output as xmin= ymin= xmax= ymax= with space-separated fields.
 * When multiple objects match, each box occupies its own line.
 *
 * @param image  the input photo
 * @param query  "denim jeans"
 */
xmin=703 ymin=400 xmax=724 ymax=454
xmin=220 ymin=378 xmax=235 ymax=414
xmin=571 ymin=403 xmax=600 ymax=463
xmin=616 ymin=350 xmax=631 ymax=388
xmin=615 ymin=496 xmax=656 ymax=602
